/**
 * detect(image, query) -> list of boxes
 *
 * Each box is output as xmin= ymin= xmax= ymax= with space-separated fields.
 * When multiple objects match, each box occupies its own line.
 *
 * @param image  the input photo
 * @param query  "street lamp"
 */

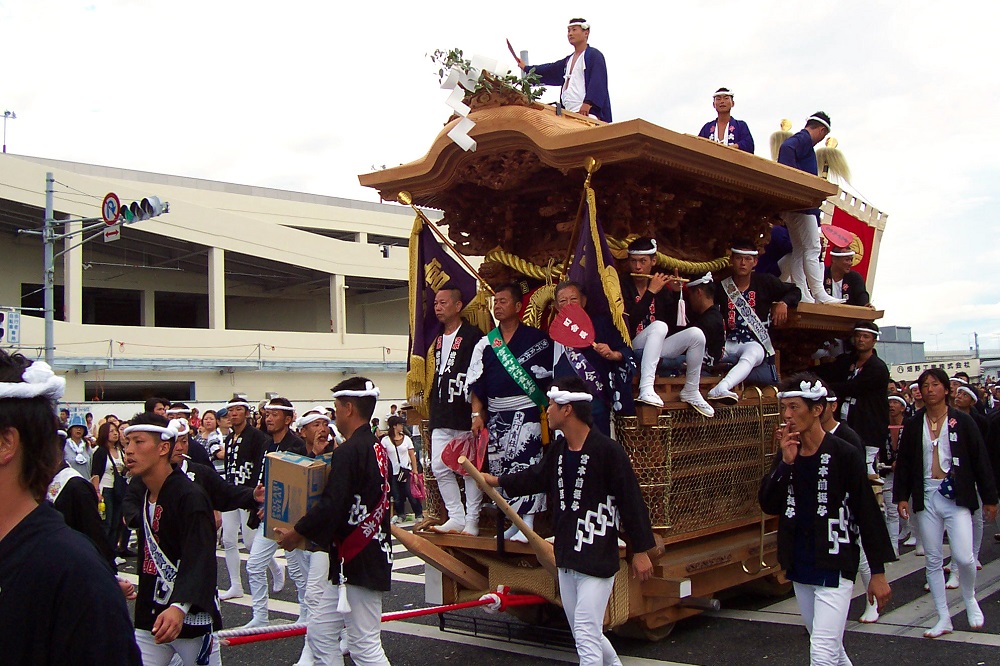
xmin=2 ymin=110 xmax=16 ymax=153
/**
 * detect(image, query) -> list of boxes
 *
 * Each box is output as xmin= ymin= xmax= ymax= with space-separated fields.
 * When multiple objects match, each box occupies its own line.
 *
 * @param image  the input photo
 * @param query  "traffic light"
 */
xmin=119 ymin=196 xmax=169 ymax=223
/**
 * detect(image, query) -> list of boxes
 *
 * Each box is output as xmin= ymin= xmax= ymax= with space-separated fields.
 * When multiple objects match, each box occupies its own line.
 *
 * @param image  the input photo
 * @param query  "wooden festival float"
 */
xmin=359 ymin=85 xmax=888 ymax=640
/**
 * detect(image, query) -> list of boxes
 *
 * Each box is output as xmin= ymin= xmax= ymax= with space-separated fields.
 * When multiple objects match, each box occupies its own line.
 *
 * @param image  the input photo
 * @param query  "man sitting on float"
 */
xmin=620 ymin=237 xmax=715 ymax=417
xmin=707 ymin=239 xmax=801 ymax=404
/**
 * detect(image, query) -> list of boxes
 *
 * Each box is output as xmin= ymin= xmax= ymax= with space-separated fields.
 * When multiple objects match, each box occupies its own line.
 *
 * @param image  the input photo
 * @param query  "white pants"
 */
xmin=557 ymin=568 xmax=621 ymax=666
xmin=918 ymin=488 xmax=977 ymax=618
xmin=431 ymin=428 xmax=484 ymax=525
xmin=298 ymin=551 xmax=332 ymax=666
xmin=248 ymin=534 xmax=310 ymax=622
xmin=309 ymin=578 xmax=390 ymax=666
xmin=719 ymin=340 xmax=765 ymax=391
xmin=632 ymin=322 xmax=705 ymax=392
xmin=882 ymin=472 xmax=899 ymax=555
xmin=135 ymin=629 xmax=221 ymax=666
xmin=792 ymin=577 xmax=854 ymax=666
xmin=782 ymin=211 xmax=827 ymax=304
xmin=221 ymin=508 xmax=256 ymax=592
xmin=717 ymin=340 xmax=766 ymax=392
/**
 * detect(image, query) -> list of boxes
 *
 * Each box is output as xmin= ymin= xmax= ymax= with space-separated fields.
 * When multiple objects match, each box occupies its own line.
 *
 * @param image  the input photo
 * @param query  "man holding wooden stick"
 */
xmin=481 ymin=375 xmax=655 ymax=666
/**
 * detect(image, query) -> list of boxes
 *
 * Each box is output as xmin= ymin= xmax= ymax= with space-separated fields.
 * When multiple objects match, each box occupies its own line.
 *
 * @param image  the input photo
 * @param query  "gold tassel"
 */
xmin=522 ymin=284 xmax=555 ymax=329
xmin=816 ymin=137 xmax=852 ymax=183
xmin=461 ymin=286 xmax=495 ymax=335
xmin=585 ymin=187 xmax=632 ymax=344
xmin=769 ymin=118 xmax=793 ymax=161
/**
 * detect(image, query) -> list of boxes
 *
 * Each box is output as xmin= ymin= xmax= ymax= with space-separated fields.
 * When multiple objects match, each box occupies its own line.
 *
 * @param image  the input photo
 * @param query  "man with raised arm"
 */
xmin=518 ymin=18 xmax=611 ymax=122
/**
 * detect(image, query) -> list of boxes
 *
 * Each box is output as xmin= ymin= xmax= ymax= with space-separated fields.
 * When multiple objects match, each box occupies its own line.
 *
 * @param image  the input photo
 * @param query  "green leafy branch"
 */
xmin=429 ymin=47 xmax=545 ymax=102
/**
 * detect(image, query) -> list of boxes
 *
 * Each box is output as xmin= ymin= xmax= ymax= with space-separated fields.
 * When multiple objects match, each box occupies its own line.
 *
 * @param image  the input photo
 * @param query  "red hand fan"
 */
xmin=548 ymin=304 xmax=596 ymax=349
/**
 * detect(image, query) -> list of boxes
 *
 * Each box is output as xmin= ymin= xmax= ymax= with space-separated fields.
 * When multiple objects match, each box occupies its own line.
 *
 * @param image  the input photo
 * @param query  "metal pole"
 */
xmin=43 ymin=173 xmax=55 ymax=367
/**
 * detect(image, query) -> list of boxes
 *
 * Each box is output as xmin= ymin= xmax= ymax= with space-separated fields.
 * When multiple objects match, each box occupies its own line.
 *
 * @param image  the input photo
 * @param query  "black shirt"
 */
xmin=0 ymin=503 xmax=141 ymax=665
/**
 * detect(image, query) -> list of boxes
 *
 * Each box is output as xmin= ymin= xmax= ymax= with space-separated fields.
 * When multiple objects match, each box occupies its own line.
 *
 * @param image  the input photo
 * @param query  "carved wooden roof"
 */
xmin=359 ymin=103 xmax=839 ymax=265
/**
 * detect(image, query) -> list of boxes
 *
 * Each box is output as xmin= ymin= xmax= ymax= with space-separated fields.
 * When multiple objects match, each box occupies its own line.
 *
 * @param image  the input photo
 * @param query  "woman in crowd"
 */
xmin=381 ymin=415 xmax=422 ymax=524
xmin=90 ymin=421 xmax=127 ymax=550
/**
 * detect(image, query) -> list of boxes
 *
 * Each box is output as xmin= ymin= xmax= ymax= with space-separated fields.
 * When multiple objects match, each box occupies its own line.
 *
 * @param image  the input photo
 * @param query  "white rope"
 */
xmin=332 ymin=381 xmax=380 ymax=399
xmin=730 ymin=248 xmax=758 ymax=256
xmin=547 ymin=386 xmax=593 ymax=404
xmin=123 ymin=423 xmax=179 ymax=441
xmin=215 ymin=622 xmax=307 ymax=639
xmin=777 ymin=380 xmax=828 ymax=401
xmin=0 ymin=361 xmax=66 ymax=400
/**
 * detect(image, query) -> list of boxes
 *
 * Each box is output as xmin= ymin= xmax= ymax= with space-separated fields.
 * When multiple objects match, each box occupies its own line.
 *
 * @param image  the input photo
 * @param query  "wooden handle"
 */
xmin=459 ymin=456 xmax=557 ymax=577
xmin=630 ymin=273 xmax=689 ymax=282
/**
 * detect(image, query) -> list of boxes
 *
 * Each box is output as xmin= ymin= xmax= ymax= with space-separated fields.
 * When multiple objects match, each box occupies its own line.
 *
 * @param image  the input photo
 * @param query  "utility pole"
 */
xmin=18 ymin=173 xmax=169 ymax=369
xmin=43 ymin=173 xmax=55 ymax=366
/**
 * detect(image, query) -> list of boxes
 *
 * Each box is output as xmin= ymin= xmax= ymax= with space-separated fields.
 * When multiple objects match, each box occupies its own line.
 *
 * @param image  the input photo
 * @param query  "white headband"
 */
xmin=265 ymin=403 xmax=295 ymax=412
xmin=713 ymin=89 xmax=734 ymax=98
xmin=57 ymin=429 xmax=68 ymax=439
xmin=730 ymin=248 xmax=758 ymax=256
xmin=853 ymin=326 xmax=880 ymax=337
xmin=568 ymin=19 xmax=589 ymax=29
xmin=295 ymin=411 xmax=332 ymax=430
xmin=888 ymin=395 xmax=907 ymax=406
xmin=225 ymin=400 xmax=252 ymax=410
xmin=777 ymin=380 xmax=828 ymax=401
xmin=829 ymin=248 xmax=855 ymax=257
xmin=165 ymin=407 xmax=190 ymax=415
xmin=627 ymin=239 xmax=657 ymax=255
xmin=332 ymin=380 xmax=380 ymax=399
xmin=0 ymin=361 xmax=66 ymax=400
xmin=826 ymin=395 xmax=838 ymax=403
xmin=168 ymin=418 xmax=190 ymax=437
xmin=909 ymin=383 xmax=919 ymax=390
xmin=957 ymin=386 xmax=978 ymax=401
xmin=546 ymin=386 xmax=593 ymax=404
xmin=123 ymin=423 xmax=179 ymax=441
xmin=687 ymin=272 xmax=713 ymax=288
xmin=807 ymin=115 xmax=831 ymax=131
xmin=951 ymin=377 xmax=968 ymax=385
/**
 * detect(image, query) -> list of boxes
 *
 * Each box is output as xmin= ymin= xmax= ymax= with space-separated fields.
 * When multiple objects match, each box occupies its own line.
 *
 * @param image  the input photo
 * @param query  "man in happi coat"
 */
xmin=698 ymin=87 xmax=754 ymax=152
xmin=468 ymin=282 xmax=553 ymax=542
xmin=519 ymin=18 xmax=611 ymax=122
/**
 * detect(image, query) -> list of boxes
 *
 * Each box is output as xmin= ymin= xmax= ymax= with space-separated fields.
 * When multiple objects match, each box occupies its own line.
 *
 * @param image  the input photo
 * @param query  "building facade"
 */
xmin=1 ymin=154 xmax=419 ymax=416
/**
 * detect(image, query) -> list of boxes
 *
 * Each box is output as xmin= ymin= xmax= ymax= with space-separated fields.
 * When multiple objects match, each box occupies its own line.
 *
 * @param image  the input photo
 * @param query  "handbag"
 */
xmin=411 ymin=471 xmax=426 ymax=501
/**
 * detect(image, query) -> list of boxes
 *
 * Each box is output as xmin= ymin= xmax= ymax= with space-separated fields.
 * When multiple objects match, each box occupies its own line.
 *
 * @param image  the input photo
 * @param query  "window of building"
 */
xmin=155 ymin=292 xmax=209 ymax=328
xmin=84 ymin=381 xmax=196 ymax=403
xmin=21 ymin=283 xmax=64 ymax=321
xmin=83 ymin=287 xmax=142 ymax=326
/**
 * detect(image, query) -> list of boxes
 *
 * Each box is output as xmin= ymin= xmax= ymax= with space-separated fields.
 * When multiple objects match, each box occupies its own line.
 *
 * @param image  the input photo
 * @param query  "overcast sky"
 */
xmin=3 ymin=1 xmax=997 ymax=355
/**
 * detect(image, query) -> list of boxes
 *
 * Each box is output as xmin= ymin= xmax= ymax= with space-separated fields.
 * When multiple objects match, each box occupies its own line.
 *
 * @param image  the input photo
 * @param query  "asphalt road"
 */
xmin=120 ymin=525 xmax=1000 ymax=665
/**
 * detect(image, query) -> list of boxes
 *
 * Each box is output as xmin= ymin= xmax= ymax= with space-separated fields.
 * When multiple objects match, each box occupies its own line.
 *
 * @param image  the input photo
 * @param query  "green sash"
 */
xmin=487 ymin=327 xmax=547 ymax=408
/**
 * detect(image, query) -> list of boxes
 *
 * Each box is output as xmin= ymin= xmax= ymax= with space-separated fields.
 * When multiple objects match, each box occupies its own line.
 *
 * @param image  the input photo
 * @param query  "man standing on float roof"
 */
xmin=777 ymin=111 xmax=845 ymax=305
xmin=698 ymin=88 xmax=754 ymax=153
xmin=518 ymin=18 xmax=612 ymax=122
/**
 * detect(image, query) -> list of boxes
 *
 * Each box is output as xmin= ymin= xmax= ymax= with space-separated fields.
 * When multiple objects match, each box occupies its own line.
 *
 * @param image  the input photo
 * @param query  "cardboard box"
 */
xmin=263 ymin=452 xmax=328 ymax=535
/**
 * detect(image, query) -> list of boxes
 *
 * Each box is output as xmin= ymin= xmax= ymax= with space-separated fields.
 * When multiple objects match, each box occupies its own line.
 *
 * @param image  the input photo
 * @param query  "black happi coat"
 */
xmin=815 ymin=350 xmax=889 ymax=449
xmin=500 ymin=429 xmax=656 ymax=578
xmin=686 ymin=304 xmax=726 ymax=371
xmin=830 ymin=422 xmax=866 ymax=457
xmin=429 ymin=321 xmax=483 ymax=431
xmin=823 ymin=267 xmax=870 ymax=307
xmin=714 ymin=272 xmax=801 ymax=341
xmin=50 ymin=467 xmax=117 ymax=568
xmin=759 ymin=433 xmax=896 ymax=580
xmin=296 ymin=425 xmax=393 ymax=591
xmin=893 ymin=407 xmax=999 ymax=514
xmin=225 ymin=423 xmax=270 ymax=488
xmin=124 ymin=457 xmax=257 ymax=527
xmin=620 ymin=274 xmax=681 ymax=340
xmin=0 ymin=504 xmax=141 ymax=665
xmin=135 ymin=469 xmax=222 ymax=637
